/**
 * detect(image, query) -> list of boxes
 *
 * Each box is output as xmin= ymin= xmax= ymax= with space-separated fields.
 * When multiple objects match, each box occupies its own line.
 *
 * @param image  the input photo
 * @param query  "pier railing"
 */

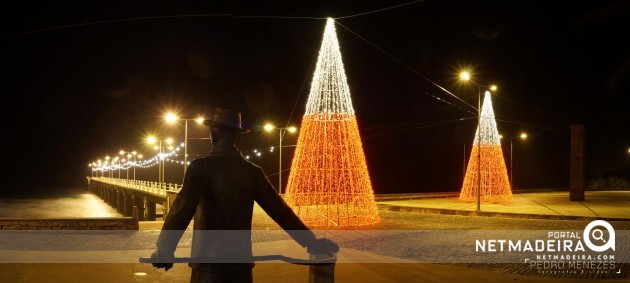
xmin=89 ymin=177 xmax=182 ymax=197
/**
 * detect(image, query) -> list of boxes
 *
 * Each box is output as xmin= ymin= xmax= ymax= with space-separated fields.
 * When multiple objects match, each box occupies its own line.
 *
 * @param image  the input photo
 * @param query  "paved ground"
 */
xmin=378 ymin=191 xmax=630 ymax=220
xmin=1 ymin=190 xmax=629 ymax=282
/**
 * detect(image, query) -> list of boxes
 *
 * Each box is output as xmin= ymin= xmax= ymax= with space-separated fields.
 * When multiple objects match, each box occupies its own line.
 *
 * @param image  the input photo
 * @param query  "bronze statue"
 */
xmin=150 ymin=107 xmax=338 ymax=282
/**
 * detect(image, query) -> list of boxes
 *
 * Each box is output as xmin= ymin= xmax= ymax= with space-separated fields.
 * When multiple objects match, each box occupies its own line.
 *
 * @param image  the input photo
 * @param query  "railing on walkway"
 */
xmin=89 ymin=177 xmax=182 ymax=197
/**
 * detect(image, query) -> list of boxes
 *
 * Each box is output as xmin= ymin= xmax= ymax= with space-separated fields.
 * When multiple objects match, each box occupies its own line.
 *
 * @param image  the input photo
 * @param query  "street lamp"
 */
xmin=459 ymin=70 xmax=498 ymax=211
xmin=135 ymin=154 xmax=143 ymax=180
xmin=147 ymin=136 xmax=174 ymax=183
xmin=88 ymin=163 xmax=94 ymax=178
xmin=125 ymin=151 xmax=141 ymax=181
xmin=113 ymin=156 xmax=120 ymax=178
xmin=119 ymin=150 xmax=130 ymax=180
xmin=500 ymin=132 xmax=528 ymax=189
xmin=104 ymin=156 xmax=111 ymax=178
xmin=96 ymin=160 xmax=102 ymax=177
xmin=165 ymin=112 xmax=206 ymax=175
xmin=264 ymin=123 xmax=298 ymax=194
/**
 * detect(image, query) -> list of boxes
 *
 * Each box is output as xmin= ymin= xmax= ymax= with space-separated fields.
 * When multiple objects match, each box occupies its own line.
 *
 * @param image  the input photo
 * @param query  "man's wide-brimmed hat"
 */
xmin=203 ymin=107 xmax=250 ymax=133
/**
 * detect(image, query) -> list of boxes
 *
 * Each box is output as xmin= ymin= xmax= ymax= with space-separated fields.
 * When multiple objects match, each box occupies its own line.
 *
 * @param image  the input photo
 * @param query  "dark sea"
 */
xmin=0 ymin=188 xmax=122 ymax=218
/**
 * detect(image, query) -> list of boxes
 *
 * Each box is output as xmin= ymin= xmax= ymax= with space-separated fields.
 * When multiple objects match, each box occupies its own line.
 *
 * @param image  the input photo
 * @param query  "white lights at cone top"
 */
xmin=473 ymin=91 xmax=501 ymax=146
xmin=304 ymin=18 xmax=355 ymax=116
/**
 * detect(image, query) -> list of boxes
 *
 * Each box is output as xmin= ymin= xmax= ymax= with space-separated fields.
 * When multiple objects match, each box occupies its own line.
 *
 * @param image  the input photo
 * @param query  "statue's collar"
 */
xmin=209 ymin=146 xmax=242 ymax=157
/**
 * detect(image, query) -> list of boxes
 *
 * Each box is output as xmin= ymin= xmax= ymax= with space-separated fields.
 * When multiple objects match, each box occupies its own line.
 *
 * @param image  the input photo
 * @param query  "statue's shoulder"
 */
xmin=242 ymin=158 xmax=264 ymax=172
xmin=187 ymin=156 xmax=213 ymax=169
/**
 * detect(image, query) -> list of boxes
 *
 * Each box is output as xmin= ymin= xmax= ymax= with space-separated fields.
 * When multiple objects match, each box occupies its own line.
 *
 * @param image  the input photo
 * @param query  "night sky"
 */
xmin=1 ymin=0 xmax=629 ymax=195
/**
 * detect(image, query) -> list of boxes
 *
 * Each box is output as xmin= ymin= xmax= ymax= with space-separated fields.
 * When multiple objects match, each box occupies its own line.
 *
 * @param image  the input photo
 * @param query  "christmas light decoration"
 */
xmin=284 ymin=18 xmax=380 ymax=227
xmin=460 ymin=91 xmax=513 ymax=202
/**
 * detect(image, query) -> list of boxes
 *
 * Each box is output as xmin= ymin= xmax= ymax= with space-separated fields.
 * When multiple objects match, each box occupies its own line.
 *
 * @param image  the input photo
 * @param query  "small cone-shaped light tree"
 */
xmin=284 ymin=18 xmax=380 ymax=227
xmin=460 ymin=91 xmax=513 ymax=202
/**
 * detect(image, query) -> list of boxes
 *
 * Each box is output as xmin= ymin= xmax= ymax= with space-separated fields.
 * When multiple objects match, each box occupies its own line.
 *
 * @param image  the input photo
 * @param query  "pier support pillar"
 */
xmin=107 ymin=187 xmax=113 ymax=205
xmin=145 ymin=197 xmax=156 ymax=221
xmin=134 ymin=195 xmax=145 ymax=221
xmin=115 ymin=190 xmax=122 ymax=213
xmin=125 ymin=193 xmax=134 ymax=217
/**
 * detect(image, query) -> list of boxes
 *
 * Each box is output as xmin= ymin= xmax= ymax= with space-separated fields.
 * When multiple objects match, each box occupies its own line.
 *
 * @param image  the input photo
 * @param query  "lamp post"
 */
xmin=119 ymin=150 xmax=129 ymax=180
xmin=96 ymin=160 xmax=102 ymax=177
xmin=104 ymin=156 xmax=111 ymax=178
xmin=127 ymin=153 xmax=133 ymax=180
xmin=459 ymin=71 xmax=497 ymax=211
xmin=264 ymin=123 xmax=298 ymax=194
xmin=165 ymin=113 xmax=206 ymax=175
xmin=499 ymin=132 xmax=528 ymax=189
xmin=130 ymin=151 xmax=142 ymax=181
xmin=147 ymin=136 xmax=173 ymax=183
xmin=113 ymin=157 xmax=121 ymax=178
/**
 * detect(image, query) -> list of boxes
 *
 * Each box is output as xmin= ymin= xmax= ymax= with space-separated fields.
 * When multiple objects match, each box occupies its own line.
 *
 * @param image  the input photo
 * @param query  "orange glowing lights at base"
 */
xmin=459 ymin=145 xmax=513 ymax=202
xmin=284 ymin=113 xmax=380 ymax=227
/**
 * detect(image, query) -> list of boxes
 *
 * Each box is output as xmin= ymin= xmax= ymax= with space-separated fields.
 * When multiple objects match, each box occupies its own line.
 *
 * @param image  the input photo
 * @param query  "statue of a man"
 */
xmin=150 ymin=107 xmax=338 ymax=282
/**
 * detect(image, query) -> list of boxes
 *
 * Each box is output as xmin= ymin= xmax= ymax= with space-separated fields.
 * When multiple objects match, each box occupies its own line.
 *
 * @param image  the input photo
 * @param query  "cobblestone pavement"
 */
xmin=1 ymin=207 xmax=628 ymax=280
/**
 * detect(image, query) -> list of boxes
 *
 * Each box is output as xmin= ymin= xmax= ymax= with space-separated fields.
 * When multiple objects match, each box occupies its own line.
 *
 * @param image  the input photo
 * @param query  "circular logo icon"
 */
xmin=583 ymin=220 xmax=615 ymax=252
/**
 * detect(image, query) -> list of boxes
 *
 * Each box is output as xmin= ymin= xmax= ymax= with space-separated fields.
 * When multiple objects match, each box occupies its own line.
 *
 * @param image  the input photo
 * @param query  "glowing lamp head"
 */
xmin=287 ymin=126 xmax=297 ymax=133
xmin=153 ymin=145 xmax=159 ymax=151
xmin=165 ymin=138 xmax=174 ymax=144
xmin=167 ymin=146 xmax=174 ymax=150
xmin=459 ymin=71 xmax=471 ymax=81
xmin=147 ymin=136 xmax=157 ymax=145
xmin=264 ymin=123 xmax=275 ymax=132
xmin=138 ymin=154 xmax=143 ymax=159
xmin=165 ymin=113 xmax=178 ymax=124
xmin=499 ymin=134 xmax=503 ymax=139
xmin=195 ymin=117 xmax=205 ymax=124
xmin=119 ymin=150 xmax=125 ymax=155
xmin=520 ymin=133 xmax=528 ymax=139
xmin=489 ymin=85 xmax=498 ymax=92
xmin=105 ymin=156 xmax=110 ymax=160
xmin=131 ymin=151 xmax=137 ymax=155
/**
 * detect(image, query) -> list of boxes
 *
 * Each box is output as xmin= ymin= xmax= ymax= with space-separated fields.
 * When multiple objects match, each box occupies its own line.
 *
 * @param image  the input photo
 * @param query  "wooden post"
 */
xmin=132 ymin=206 xmax=140 ymax=230
xmin=309 ymin=253 xmax=336 ymax=283
xmin=146 ymin=198 xmax=157 ymax=221
xmin=570 ymin=124 xmax=585 ymax=201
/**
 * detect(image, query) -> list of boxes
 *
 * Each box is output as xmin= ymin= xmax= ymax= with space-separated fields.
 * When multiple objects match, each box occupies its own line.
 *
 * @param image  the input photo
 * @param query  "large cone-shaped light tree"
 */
xmin=284 ymin=18 xmax=380 ymax=227
xmin=460 ymin=91 xmax=513 ymax=202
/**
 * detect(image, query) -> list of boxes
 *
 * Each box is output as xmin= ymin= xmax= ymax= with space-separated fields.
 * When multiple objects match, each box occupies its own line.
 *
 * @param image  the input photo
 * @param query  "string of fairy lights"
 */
xmin=88 ymin=141 xmax=297 ymax=174
xmin=89 ymin=142 xmax=187 ymax=173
